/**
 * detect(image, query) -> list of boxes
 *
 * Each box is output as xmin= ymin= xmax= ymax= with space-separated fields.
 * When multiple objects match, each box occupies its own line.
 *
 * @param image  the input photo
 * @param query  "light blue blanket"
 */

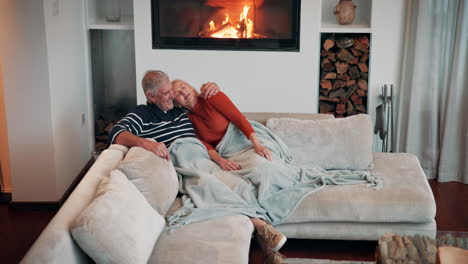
xmin=166 ymin=121 xmax=382 ymax=229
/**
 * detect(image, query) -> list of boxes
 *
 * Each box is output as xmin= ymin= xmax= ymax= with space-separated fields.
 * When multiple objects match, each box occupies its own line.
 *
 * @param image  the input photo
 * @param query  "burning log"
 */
xmin=205 ymin=0 xmax=264 ymax=7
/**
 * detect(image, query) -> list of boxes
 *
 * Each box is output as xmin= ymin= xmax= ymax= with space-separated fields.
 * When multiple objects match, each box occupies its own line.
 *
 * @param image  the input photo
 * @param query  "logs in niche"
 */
xmin=319 ymin=33 xmax=370 ymax=117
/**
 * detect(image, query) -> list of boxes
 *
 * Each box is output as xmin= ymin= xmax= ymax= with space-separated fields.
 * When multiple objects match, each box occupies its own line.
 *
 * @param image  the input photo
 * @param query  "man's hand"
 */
xmin=200 ymin=82 xmax=220 ymax=99
xmin=142 ymin=140 xmax=170 ymax=160
xmin=217 ymin=158 xmax=241 ymax=171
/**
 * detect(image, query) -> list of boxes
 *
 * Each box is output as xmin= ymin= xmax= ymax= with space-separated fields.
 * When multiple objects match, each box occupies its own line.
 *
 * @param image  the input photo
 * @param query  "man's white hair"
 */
xmin=142 ymin=70 xmax=169 ymax=95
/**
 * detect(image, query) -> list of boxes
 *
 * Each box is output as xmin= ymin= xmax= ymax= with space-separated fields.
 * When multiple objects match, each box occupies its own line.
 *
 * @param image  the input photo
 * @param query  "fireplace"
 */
xmin=151 ymin=0 xmax=301 ymax=51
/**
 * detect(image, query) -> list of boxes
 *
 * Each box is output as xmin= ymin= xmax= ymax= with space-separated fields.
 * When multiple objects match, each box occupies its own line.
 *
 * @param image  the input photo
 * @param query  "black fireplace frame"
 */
xmin=151 ymin=0 xmax=301 ymax=52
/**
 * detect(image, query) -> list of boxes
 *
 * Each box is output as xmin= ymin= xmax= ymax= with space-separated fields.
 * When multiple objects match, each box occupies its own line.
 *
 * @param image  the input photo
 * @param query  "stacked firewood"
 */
xmin=319 ymin=34 xmax=370 ymax=117
xmin=94 ymin=116 xmax=117 ymax=152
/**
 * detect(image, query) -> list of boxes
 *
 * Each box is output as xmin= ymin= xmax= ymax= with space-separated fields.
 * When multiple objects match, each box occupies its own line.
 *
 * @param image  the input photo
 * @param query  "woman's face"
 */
xmin=172 ymin=80 xmax=197 ymax=108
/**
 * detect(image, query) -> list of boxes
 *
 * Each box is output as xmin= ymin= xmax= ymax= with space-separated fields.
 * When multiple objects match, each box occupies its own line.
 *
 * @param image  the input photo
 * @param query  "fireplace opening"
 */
xmin=151 ymin=0 xmax=301 ymax=51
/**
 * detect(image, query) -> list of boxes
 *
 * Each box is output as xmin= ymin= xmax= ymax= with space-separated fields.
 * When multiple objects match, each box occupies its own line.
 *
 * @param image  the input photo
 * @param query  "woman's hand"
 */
xmin=249 ymin=133 xmax=272 ymax=161
xmin=208 ymin=149 xmax=240 ymax=171
xmin=254 ymin=144 xmax=272 ymax=162
xmin=217 ymin=158 xmax=241 ymax=171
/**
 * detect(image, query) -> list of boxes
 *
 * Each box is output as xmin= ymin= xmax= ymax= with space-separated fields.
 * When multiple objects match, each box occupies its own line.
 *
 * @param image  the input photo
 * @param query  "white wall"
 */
xmin=134 ymin=0 xmax=321 ymax=113
xmin=368 ymin=0 xmax=406 ymax=151
xmin=0 ymin=0 xmax=57 ymax=201
xmin=0 ymin=0 xmax=93 ymax=201
xmin=134 ymin=0 xmax=406 ymax=151
xmin=43 ymin=0 xmax=94 ymax=198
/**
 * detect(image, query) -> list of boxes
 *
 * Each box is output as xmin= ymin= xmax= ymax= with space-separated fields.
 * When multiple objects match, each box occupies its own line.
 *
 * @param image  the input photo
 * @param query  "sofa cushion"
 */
xmin=244 ymin=112 xmax=334 ymax=125
xmin=70 ymin=170 xmax=165 ymax=264
xmin=283 ymin=153 xmax=436 ymax=223
xmin=276 ymin=220 xmax=437 ymax=240
xmin=266 ymin=114 xmax=373 ymax=170
xmin=148 ymin=212 xmax=254 ymax=264
xmin=118 ymin=146 xmax=179 ymax=215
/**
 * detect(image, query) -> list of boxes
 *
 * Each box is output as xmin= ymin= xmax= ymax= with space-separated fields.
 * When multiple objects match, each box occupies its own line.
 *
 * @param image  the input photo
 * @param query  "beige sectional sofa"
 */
xmin=21 ymin=113 xmax=437 ymax=264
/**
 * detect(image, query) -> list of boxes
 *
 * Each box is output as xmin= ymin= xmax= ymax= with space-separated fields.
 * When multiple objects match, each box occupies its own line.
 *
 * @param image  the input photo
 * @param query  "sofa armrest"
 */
xmin=21 ymin=147 xmax=127 ymax=264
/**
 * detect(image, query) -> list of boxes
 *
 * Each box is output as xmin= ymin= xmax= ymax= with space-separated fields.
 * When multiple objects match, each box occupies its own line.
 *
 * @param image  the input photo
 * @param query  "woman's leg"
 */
xmin=250 ymin=218 xmax=287 ymax=252
xmin=251 ymin=217 xmax=268 ymax=229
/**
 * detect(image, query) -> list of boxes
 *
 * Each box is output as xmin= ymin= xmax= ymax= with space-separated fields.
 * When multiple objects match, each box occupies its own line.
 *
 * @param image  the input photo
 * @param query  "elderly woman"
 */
xmin=171 ymin=79 xmax=285 ymax=262
xmin=172 ymin=80 xmax=272 ymax=170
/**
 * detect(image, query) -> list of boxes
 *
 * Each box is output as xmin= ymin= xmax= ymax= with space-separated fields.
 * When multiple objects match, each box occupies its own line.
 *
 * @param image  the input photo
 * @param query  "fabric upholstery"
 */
xmin=276 ymin=220 xmax=437 ymax=241
xmin=21 ymin=148 xmax=126 ymax=264
xmin=283 ymin=152 xmax=436 ymax=223
xmin=117 ymin=147 xmax=178 ymax=215
xmin=266 ymin=114 xmax=373 ymax=170
xmin=70 ymin=170 xmax=165 ymax=264
xmin=149 ymin=214 xmax=254 ymax=264
xmin=244 ymin=112 xmax=334 ymax=125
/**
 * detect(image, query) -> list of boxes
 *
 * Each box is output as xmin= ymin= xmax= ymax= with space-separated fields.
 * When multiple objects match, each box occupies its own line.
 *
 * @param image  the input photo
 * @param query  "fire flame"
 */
xmin=206 ymin=5 xmax=263 ymax=39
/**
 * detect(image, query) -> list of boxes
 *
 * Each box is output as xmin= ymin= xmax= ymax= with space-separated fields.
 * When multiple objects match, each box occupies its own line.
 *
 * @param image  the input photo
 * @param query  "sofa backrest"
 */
xmin=244 ymin=112 xmax=334 ymax=125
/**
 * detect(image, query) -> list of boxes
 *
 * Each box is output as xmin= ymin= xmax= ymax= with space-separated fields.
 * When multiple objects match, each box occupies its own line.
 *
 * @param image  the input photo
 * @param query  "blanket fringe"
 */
xmin=362 ymin=172 xmax=383 ymax=190
xmin=165 ymin=207 xmax=192 ymax=231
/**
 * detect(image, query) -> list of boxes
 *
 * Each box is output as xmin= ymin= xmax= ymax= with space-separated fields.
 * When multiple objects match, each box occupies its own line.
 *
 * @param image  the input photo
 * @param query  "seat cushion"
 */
xmin=148 ymin=214 xmax=254 ymax=264
xmin=283 ymin=153 xmax=436 ymax=223
xmin=276 ymin=220 xmax=437 ymax=241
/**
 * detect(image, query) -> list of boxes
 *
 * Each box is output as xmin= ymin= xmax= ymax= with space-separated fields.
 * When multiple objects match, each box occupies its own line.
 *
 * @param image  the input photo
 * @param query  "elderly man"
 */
xmin=108 ymin=70 xmax=218 ymax=159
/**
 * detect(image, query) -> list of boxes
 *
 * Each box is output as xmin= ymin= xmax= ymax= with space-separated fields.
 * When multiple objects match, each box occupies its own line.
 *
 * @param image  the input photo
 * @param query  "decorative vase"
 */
xmin=334 ymin=0 xmax=356 ymax=25
xmin=104 ymin=0 xmax=121 ymax=22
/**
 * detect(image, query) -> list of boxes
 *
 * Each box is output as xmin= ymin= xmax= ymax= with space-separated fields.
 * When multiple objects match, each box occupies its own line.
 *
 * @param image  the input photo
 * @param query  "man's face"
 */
xmin=149 ymin=79 xmax=174 ymax=111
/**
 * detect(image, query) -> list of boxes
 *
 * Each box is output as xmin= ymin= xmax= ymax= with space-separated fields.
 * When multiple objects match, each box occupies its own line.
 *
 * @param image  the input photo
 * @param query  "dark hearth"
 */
xmin=319 ymin=33 xmax=370 ymax=117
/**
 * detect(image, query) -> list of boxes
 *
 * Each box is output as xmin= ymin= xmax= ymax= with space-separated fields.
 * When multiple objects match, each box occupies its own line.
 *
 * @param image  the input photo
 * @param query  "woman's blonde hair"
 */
xmin=172 ymin=79 xmax=200 ymax=96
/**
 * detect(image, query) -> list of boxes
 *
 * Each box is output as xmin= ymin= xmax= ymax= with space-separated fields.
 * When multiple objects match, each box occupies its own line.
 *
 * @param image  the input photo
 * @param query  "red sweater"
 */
xmin=188 ymin=92 xmax=254 ymax=151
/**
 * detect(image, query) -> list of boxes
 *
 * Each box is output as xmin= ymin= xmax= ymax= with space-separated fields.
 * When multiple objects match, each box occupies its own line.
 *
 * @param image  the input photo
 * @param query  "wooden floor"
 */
xmin=1 ymin=180 xmax=467 ymax=264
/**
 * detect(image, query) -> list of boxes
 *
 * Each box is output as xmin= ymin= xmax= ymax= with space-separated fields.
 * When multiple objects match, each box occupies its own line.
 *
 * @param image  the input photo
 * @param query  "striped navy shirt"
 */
xmin=108 ymin=103 xmax=196 ymax=147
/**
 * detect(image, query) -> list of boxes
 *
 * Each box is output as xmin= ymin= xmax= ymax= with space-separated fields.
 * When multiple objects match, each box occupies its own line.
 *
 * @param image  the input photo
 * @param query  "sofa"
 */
xmin=21 ymin=113 xmax=437 ymax=264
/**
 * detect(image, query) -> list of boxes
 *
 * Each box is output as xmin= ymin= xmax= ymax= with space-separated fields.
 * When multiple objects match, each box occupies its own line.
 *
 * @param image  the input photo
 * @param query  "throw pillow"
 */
xmin=117 ymin=146 xmax=179 ymax=215
xmin=266 ymin=114 xmax=373 ymax=170
xmin=70 ymin=170 xmax=165 ymax=264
